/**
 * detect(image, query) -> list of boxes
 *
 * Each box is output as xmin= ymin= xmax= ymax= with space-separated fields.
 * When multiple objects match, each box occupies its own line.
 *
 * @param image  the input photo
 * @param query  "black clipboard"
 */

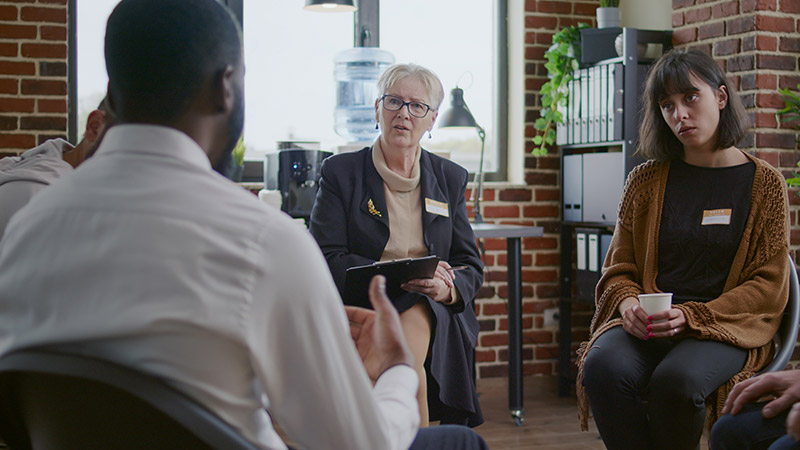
xmin=343 ymin=255 xmax=440 ymax=308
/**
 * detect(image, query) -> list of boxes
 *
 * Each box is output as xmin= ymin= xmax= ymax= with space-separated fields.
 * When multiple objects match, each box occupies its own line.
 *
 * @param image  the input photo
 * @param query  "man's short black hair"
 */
xmin=105 ymin=0 xmax=242 ymax=125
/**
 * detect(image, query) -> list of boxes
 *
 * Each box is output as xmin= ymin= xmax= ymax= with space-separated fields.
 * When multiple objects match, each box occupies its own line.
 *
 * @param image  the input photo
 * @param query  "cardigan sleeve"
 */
xmin=589 ymin=162 xmax=657 ymax=334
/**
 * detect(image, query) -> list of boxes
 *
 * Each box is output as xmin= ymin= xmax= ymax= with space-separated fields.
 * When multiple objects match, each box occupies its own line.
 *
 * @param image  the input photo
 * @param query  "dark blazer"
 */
xmin=309 ymin=146 xmax=484 ymax=426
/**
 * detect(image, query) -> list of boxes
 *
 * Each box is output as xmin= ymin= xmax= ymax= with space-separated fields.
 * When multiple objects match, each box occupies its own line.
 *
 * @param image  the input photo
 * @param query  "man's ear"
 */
xmin=213 ymin=65 xmax=236 ymax=114
xmin=84 ymin=110 xmax=107 ymax=144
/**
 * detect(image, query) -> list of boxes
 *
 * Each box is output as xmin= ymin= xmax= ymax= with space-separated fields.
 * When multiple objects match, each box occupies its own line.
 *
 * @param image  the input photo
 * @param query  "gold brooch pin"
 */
xmin=368 ymin=199 xmax=382 ymax=217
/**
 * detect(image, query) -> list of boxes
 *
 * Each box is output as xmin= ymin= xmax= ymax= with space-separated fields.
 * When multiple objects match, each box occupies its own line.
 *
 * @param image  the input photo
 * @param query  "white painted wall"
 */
xmin=621 ymin=0 xmax=673 ymax=30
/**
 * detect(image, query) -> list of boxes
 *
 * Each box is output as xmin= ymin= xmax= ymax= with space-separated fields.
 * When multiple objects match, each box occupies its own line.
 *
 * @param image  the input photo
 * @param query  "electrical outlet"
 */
xmin=543 ymin=308 xmax=559 ymax=327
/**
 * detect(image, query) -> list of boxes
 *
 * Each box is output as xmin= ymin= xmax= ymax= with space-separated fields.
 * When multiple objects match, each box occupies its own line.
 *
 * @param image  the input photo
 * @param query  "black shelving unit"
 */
xmin=557 ymin=28 xmax=673 ymax=397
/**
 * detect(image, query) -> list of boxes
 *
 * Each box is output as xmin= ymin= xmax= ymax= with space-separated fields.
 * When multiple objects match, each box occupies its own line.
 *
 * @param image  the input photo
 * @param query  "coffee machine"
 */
xmin=264 ymin=142 xmax=332 ymax=223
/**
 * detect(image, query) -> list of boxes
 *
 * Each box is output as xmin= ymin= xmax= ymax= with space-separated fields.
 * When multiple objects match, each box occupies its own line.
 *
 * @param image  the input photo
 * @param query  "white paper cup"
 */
xmin=258 ymin=189 xmax=283 ymax=210
xmin=638 ymin=293 xmax=673 ymax=322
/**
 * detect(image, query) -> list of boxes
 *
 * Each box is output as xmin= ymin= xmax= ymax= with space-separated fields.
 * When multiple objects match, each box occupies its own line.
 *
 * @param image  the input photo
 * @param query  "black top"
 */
xmin=656 ymin=159 xmax=755 ymax=303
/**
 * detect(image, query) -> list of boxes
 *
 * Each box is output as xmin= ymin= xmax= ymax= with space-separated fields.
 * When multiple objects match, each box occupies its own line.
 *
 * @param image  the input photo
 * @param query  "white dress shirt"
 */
xmin=0 ymin=125 xmax=419 ymax=450
xmin=0 ymin=138 xmax=73 ymax=237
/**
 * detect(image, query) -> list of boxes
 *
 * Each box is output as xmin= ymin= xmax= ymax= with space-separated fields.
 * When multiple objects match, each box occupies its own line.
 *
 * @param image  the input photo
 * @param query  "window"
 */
xmin=379 ymin=0 xmax=504 ymax=179
xmin=243 ymin=0 xmax=507 ymax=180
xmin=73 ymin=0 xmax=117 ymax=141
xmin=71 ymin=0 xmax=513 ymax=181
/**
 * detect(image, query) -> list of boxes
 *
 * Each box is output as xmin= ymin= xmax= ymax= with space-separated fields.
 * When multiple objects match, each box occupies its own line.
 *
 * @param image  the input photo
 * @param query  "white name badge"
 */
xmin=425 ymin=198 xmax=449 ymax=217
xmin=701 ymin=208 xmax=732 ymax=226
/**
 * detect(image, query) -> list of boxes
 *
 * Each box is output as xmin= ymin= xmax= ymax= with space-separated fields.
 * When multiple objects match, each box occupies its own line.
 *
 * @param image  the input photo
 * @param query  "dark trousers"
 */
xmin=583 ymin=326 xmax=748 ymax=450
xmin=711 ymin=402 xmax=800 ymax=450
xmin=287 ymin=425 xmax=488 ymax=450
xmin=408 ymin=425 xmax=488 ymax=450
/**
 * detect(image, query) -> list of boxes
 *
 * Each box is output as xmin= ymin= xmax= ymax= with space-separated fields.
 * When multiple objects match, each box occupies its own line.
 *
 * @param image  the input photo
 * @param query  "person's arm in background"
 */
xmin=309 ymin=159 xmax=373 ymax=292
xmin=590 ymin=165 xmax=653 ymax=336
xmin=248 ymin=217 xmax=419 ymax=450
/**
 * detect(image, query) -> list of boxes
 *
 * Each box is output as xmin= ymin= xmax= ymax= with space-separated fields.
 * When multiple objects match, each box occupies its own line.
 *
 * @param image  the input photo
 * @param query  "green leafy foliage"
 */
xmin=232 ymin=135 xmax=246 ymax=167
xmin=532 ymin=22 xmax=590 ymax=156
xmin=777 ymin=84 xmax=800 ymax=190
xmin=599 ymin=0 xmax=620 ymax=7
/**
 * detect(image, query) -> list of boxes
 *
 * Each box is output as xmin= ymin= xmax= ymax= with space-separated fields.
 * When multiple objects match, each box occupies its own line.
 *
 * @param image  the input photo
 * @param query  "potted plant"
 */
xmin=597 ymin=0 xmax=621 ymax=29
xmin=231 ymin=135 xmax=246 ymax=182
xmin=778 ymin=84 xmax=800 ymax=189
xmin=533 ymin=23 xmax=589 ymax=156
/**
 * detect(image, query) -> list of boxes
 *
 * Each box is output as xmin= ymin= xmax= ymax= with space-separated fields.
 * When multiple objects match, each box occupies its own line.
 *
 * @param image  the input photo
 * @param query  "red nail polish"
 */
xmin=648 ymin=332 xmax=654 ymax=338
xmin=647 ymin=325 xmax=652 ymax=332
xmin=648 ymin=316 xmax=653 ymax=321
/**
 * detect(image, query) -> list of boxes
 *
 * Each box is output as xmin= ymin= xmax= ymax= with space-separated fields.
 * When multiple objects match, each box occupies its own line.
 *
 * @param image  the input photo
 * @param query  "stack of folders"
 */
xmin=556 ymin=63 xmax=624 ymax=146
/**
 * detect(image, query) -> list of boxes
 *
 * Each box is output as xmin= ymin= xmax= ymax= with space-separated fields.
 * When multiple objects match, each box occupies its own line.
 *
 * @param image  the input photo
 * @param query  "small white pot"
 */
xmin=596 ymin=7 xmax=620 ymax=29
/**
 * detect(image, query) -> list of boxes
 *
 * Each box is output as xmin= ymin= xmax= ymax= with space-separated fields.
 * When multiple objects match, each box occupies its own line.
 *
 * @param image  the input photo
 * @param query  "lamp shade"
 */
xmin=438 ymin=88 xmax=478 ymax=128
xmin=304 ymin=0 xmax=357 ymax=12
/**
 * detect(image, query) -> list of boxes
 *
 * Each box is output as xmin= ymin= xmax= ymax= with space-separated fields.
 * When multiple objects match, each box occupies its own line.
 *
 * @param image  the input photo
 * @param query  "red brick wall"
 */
xmin=672 ymin=0 xmax=800 ymax=367
xmin=474 ymin=0 xmax=800 ymax=380
xmin=472 ymin=1 xmax=598 ymax=379
xmin=0 ymin=0 xmax=68 ymax=158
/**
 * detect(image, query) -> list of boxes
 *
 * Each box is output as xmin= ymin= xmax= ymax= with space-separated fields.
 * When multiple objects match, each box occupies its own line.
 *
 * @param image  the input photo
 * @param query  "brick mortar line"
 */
xmin=674 ymin=10 xmax=800 ymax=26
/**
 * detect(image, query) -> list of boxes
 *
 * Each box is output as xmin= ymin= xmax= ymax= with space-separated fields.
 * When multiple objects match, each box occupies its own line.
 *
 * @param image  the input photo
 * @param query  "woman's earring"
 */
xmin=375 ymin=123 xmax=379 ymax=130
xmin=428 ymin=130 xmax=432 ymax=139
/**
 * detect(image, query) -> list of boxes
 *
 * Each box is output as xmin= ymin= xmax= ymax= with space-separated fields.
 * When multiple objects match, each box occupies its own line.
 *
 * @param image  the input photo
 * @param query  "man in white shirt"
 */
xmin=0 ymin=98 xmax=110 ymax=236
xmin=0 ymin=1 xmax=486 ymax=449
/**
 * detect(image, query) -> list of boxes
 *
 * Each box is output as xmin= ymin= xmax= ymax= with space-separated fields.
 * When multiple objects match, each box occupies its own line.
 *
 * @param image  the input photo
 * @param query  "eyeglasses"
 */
xmin=380 ymin=95 xmax=433 ymax=118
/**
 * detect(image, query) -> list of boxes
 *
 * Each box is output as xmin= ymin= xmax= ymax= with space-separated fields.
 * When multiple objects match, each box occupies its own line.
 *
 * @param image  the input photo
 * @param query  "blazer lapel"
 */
xmin=360 ymin=148 xmax=390 ymax=229
xmin=419 ymin=150 xmax=448 ymax=231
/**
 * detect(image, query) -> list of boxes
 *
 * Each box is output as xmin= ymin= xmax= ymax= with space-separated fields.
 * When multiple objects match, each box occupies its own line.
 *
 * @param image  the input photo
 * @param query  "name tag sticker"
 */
xmin=701 ymin=208 xmax=732 ymax=226
xmin=425 ymin=198 xmax=449 ymax=217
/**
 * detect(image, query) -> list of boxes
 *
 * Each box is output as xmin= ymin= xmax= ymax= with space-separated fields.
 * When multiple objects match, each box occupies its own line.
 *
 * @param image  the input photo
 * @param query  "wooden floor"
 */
xmin=472 ymin=376 xmax=605 ymax=449
xmin=473 ymin=376 xmax=710 ymax=450
xmin=277 ymin=374 xmax=712 ymax=449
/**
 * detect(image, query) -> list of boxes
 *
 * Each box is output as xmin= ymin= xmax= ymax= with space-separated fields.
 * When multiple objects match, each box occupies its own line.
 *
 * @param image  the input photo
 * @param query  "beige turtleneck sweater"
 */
xmin=372 ymin=140 xmax=428 ymax=261
xmin=372 ymin=141 xmax=460 ymax=304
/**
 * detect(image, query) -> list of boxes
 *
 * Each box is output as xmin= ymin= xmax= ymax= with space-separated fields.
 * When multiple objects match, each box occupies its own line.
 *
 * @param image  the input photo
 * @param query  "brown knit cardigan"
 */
xmin=576 ymin=151 xmax=791 ymax=431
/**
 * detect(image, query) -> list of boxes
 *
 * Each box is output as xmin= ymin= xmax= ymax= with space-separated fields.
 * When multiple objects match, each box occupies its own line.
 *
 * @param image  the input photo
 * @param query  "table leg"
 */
xmin=506 ymin=237 xmax=524 ymax=426
xmin=558 ymin=300 xmax=573 ymax=397
xmin=558 ymin=225 xmax=573 ymax=397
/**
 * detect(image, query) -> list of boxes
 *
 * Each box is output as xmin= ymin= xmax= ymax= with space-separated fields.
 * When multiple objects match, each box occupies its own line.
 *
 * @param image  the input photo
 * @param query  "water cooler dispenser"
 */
xmin=264 ymin=142 xmax=332 ymax=223
xmin=334 ymin=47 xmax=395 ymax=145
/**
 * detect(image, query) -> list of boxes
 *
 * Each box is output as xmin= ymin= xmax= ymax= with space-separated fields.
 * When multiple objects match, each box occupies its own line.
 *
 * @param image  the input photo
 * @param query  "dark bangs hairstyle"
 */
xmin=637 ymin=48 xmax=749 ymax=161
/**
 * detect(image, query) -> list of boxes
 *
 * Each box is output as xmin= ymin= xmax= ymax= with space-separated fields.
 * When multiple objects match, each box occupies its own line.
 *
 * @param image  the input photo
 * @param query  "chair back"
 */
xmin=0 ymin=346 xmax=261 ymax=450
xmin=760 ymin=254 xmax=800 ymax=374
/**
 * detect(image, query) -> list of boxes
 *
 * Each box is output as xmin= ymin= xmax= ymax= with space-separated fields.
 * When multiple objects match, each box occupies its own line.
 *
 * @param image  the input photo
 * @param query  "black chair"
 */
xmin=760 ymin=254 xmax=800 ymax=374
xmin=0 ymin=345 xmax=261 ymax=450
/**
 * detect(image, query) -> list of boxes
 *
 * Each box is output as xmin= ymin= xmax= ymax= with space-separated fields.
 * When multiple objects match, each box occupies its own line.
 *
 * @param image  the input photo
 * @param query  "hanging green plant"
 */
xmin=532 ymin=22 xmax=590 ymax=156
xmin=232 ymin=135 xmax=246 ymax=168
xmin=778 ymin=84 xmax=800 ymax=190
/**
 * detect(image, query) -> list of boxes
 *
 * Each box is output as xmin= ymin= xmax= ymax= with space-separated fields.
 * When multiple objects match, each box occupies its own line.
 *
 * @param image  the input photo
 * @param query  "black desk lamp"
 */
xmin=438 ymin=87 xmax=486 ymax=224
